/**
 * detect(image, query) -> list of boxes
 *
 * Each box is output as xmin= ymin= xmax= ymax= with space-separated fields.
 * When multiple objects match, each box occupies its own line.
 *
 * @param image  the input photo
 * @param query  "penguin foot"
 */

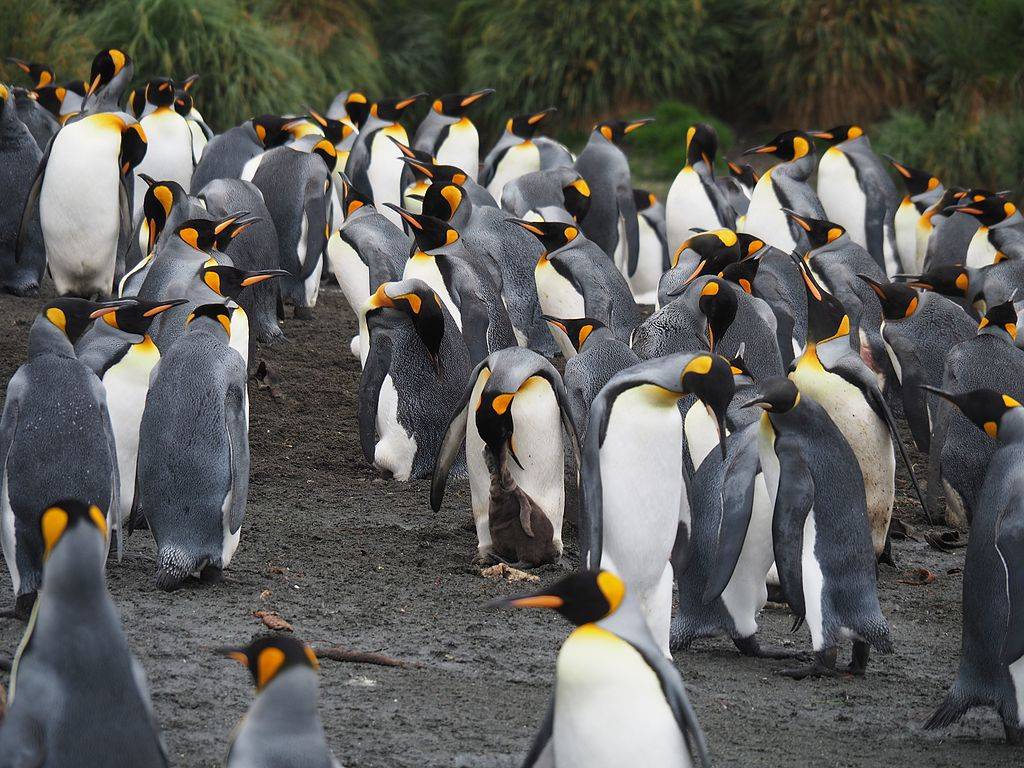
xmin=2 ymin=281 xmax=39 ymax=297
xmin=293 ymin=306 xmax=314 ymax=321
xmin=199 ymin=565 xmax=224 ymax=585
xmin=733 ymin=636 xmax=810 ymax=660
xmin=777 ymin=649 xmax=838 ymax=679
xmin=843 ymin=641 xmax=871 ymax=677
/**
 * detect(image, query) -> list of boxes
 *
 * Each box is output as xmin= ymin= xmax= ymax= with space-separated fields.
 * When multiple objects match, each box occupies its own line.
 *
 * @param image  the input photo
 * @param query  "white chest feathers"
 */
xmin=817 ymin=148 xmax=867 ymax=248
xmin=487 ymin=140 xmax=540 ymax=202
xmin=741 ymin=169 xmax=796 ymax=252
xmin=665 ymin=166 xmax=721 ymax=254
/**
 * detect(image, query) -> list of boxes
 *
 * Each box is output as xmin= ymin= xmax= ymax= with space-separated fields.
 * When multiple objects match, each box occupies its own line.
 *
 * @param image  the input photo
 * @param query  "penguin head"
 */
xmin=432 ymin=88 xmax=494 ymax=117
xmin=476 ymin=384 xmax=524 ymax=468
xmin=144 ymin=77 xmax=175 ymax=109
xmin=118 ymin=120 xmax=148 ymax=176
xmin=729 ymin=345 xmax=754 ymax=384
xmin=886 ymin=156 xmax=941 ymax=197
xmin=176 ymin=213 xmax=257 ymax=253
xmin=921 ymin=386 xmax=1022 ymax=440
xmin=490 ymin=569 xmax=626 ymax=626
xmin=39 ymin=500 xmax=108 ymax=582
xmin=685 ymin=122 xmax=718 ymax=168
xmin=0 ymin=83 xmax=7 ymax=114
xmin=337 ymin=172 xmax=374 ymax=219
xmin=797 ymin=259 xmax=850 ymax=345
xmin=308 ymin=108 xmax=354 ymax=146
xmin=173 ymin=89 xmax=194 ymax=117
xmin=101 ymin=297 xmax=188 ymax=336
xmin=311 ymin=138 xmax=339 ymax=172
xmin=385 ymin=205 xmax=460 ymax=254
xmin=507 ymin=108 xmax=555 ymax=138
xmin=421 ymin=181 xmax=466 ymax=222
xmin=809 ymin=125 xmax=864 ymax=146
xmin=950 ymin=194 xmax=1018 ymax=227
xmin=371 ymin=93 xmax=426 ymax=122
xmin=680 ymin=353 xmax=735 ymax=457
xmin=42 ymin=298 xmax=122 ymax=343
xmin=251 ymin=114 xmax=304 ymax=148
xmin=344 ymin=91 xmax=370 ymax=129
xmin=219 ymin=634 xmax=319 ymax=691
xmin=563 ymin=177 xmax=592 ymax=223
xmin=696 ymin=278 xmax=738 ymax=352
xmin=673 ymin=228 xmax=740 ymax=277
xmin=594 ymin=118 xmax=653 ymax=145
xmin=978 ymin=299 xmax=1018 ymax=341
xmin=201 ymin=264 xmax=288 ymax=301
xmin=542 ymin=316 xmax=605 ymax=354
xmin=185 ymin=303 xmax=234 ymax=337
xmin=507 ymin=219 xmax=580 ymax=255
xmin=396 ymin=155 xmax=468 ymax=188
xmin=139 ymin=176 xmax=187 ymax=253
xmin=366 ymin=280 xmax=446 ymax=371
xmin=744 ymin=130 xmax=813 ymax=162
xmin=857 ymin=275 xmax=920 ymax=320
xmin=783 ymin=210 xmax=846 ymax=250
xmin=743 ymin=376 xmax=801 ymax=414
xmin=632 ymin=188 xmax=656 ymax=214
xmin=903 ymin=265 xmax=972 ymax=298
xmin=727 ymin=161 xmax=758 ymax=188
xmin=737 ymin=233 xmax=767 ymax=258
xmin=719 ymin=255 xmax=759 ymax=295
xmin=86 ymin=48 xmax=131 ymax=97
xmin=33 ymin=84 xmax=66 ymax=118
xmin=6 ymin=57 xmax=54 ymax=89
xmin=126 ymin=85 xmax=146 ymax=117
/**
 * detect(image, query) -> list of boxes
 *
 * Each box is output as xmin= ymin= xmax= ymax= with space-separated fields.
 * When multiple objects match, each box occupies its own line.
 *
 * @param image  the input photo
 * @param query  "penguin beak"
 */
xmin=808 ymin=130 xmax=833 ymax=140
xmin=919 ymin=385 xmax=957 ymax=404
xmin=387 ymin=135 xmax=415 ymax=157
xmin=214 ymin=646 xmax=250 ymax=665
xmin=142 ymin=298 xmax=189 ymax=317
xmin=856 ymin=273 xmax=887 ymax=299
xmin=505 ymin=218 xmax=545 ymax=236
xmin=624 ymin=118 xmax=654 ymax=134
xmin=744 ymin=144 xmax=776 ymax=155
xmin=740 ymin=396 xmax=771 ymax=410
xmin=88 ymin=306 xmax=121 ymax=320
xmin=486 ymin=592 xmax=564 ymax=610
xmin=527 ymin=108 xmax=555 ymax=125
xmin=241 ymin=269 xmax=289 ymax=287
xmin=396 ymin=155 xmax=433 ymax=176
xmin=460 ymin=88 xmax=495 ymax=107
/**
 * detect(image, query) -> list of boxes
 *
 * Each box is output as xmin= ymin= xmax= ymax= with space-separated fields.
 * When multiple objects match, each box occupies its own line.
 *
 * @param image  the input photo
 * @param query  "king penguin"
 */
xmin=191 ymin=114 xmax=302 ymax=190
xmin=492 ymin=570 xmax=710 ymax=768
xmin=480 ymin=108 xmax=556 ymax=201
xmin=665 ymin=123 xmax=736 ymax=254
xmin=499 ymin=166 xmax=589 ymax=223
xmin=412 ymin=89 xmax=494 ymax=179
xmin=0 ymin=500 xmax=168 ymax=767
xmin=630 ymin=189 xmax=670 ymax=305
xmin=886 ymin=156 xmax=943 ymax=273
xmin=954 ymin=193 xmax=1024 ymax=268
xmin=79 ymin=48 xmax=133 ymax=115
xmin=0 ymin=82 xmax=45 ymax=296
xmin=133 ymin=78 xmax=195 ymax=212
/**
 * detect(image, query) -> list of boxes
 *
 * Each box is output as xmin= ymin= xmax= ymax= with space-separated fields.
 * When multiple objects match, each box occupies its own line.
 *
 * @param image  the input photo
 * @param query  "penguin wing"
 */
xmin=91 ymin=374 xmax=122 ymax=558
xmin=0 ymin=372 xmax=27 ymax=513
xmin=996 ymin=498 xmax=1024 ymax=664
xmin=118 ymin=172 xmax=135 ymax=274
xmin=771 ymin=441 xmax=814 ymax=619
xmin=14 ymin=135 xmax=53 ymax=265
xmin=617 ymin=182 xmax=641 ymax=277
xmin=703 ymin=425 xmax=761 ymax=604
xmin=430 ymin=359 xmax=490 ymax=511
xmin=701 ymin=172 xmax=738 ymax=231
xmin=224 ymin=377 xmax=250 ymax=535
xmin=520 ymin=696 xmax=556 ymax=768
xmin=358 ymin=329 xmax=393 ymax=463
xmin=300 ymin=179 xmax=331 ymax=281
xmin=886 ymin=334 xmax=931 ymax=452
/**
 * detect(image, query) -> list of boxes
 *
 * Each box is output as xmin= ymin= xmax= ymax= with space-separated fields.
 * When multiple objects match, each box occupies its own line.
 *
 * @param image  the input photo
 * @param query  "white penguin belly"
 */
xmin=466 ymin=369 xmax=492 ymax=556
xmin=915 ymin=217 xmax=934 ymax=270
xmin=894 ymin=201 xmax=919 ymax=273
xmin=720 ymin=472 xmax=773 ymax=638
xmin=1 ymin=471 xmax=18 ymax=594
xmin=436 ymin=118 xmax=480 ymax=181
xmin=684 ymin=401 xmax=725 ymax=470
xmin=801 ymin=510 xmax=826 ymax=649
xmin=665 ymin=167 xmax=721 ymax=254
xmin=188 ymin=119 xmax=207 ymax=164
xmin=373 ymin=374 xmax=417 ymax=481
xmin=817 ymin=148 xmax=867 ymax=249
xmin=40 ymin=124 xmax=122 ymax=296
xmin=741 ymin=170 xmax=796 ymax=252
xmin=327 ymin=231 xmax=370 ymax=315
xmin=1010 ymin=656 xmax=1024 ymax=727
xmin=965 ymin=227 xmax=997 ymax=268
xmin=369 ymin=125 xmax=409 ymax=227
xmin=630 ymin=215 xmax=664 ymax=305
xmin=487 ymin=141 xmax=540 ymax=202
xmin=403 ymin=255 xmax=461 ymax=327
xmin=554 ymin=625 xmax=689 ymax=768
xmin=535 ymin=260 xmax=584 ymax=357
xmin=240 ymin=152 xmax=263 ymax=182
xmin=135 ymin=111 xmax=194 ymax=211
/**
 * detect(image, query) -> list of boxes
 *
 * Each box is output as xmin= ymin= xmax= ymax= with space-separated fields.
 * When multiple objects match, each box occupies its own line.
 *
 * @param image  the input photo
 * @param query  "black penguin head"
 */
xmin=632 ymin=188 xmax=656 ymax=214
xmin=543 ymin=316 xmax=605 ymax=353
xmin=697 ymin=278 xmax=738 ymax=352
xmin=979 ymin=299 xmax=1018 ymax=341
xmin=743 ymin=377 xmax=801 ymax=414
xmin=858 ymin=275 xmax=920 ymax=320
xmin=809 ymin=125 xmax=864 ymax=146
xmin=385 ymin=205 xmax=460 ymax=253
xmin=102 ymin=297 xmax=188 ymax=336
xmin=201 ymin=264 xmax=288 ymax=301
xmin=311 ymin=138 xmax=338 ymax=172
xmin=431 ymin=88 xmax=494 ymax=117
xmin=176 ymin=213 xmax=256 ymax=253
xmin=251 ymin=114 xmax=302 ymax=148
xmin=308 ymin=108 xmax=354 ymax=145
xmin=87 ymin=48 xmax=131 ymax=97
xmin=507 ymin=219 xmax=580 ymax=255
xmin=371 ymin=93 xmax=426 ymax=122
xmin=366 ymin=281 xmax=446 ymax=371
xmin=40 ymin=499 xmax=109 ymax=561
xmin=507 ymin=108 xmax=555 ymax=138
xmin=784 ymin=209 xmax=845 ymax=249
xmin=33 ymin=84 xmax=66 ymax=118
xmin=185 ymin=303 xmax=234 ymax=337
xmin=685 ymin=122 xmax=718 ymax=167
xmin=475 ymin=386 xmax=522 ymax=466
xmin=140 ymin=176 xmax=187 ymax=253
xmin=681 ymin=353 xmax=735 ymax=458
xmin=951 ymin=194 xmax=1018 ymax=227
xmin=673 ymin=228 xmax=741 ymax=277
xmin=798 ymin=259 xmax=850 ymax=344
xmin=886 ymin=156 xmax=941 ymax=197
xmin=727 ymin=161 xmax=758 ymax=188
xmin=563 ymin=177 xmax=592 ymax=222
xmin=421 ymin=182 xmax=466 ymax=221
xmin=6 ymin=57 xmax=54 ymax=89
xmin=344 ymin=91 xmax=370 ymax=129
xmin=719 ymin=255 xmax=759 ymax=295
xmin=490 ymin=570 xmax=625 ymax=626
xmin=337 ymin=173 xmax=374 ymax=219
xmin=119 ymin=121 xmax=148 ymax=175
xmin=172 ymin=90 xmax=193 ymax=117
xmin=144 ymin=77 xmax=175 ymax=109
xmin=396 ymin=156 xmax=468 ymax=187
xmin=595 ymin=118 xmax=654 ymax=145
xmin=736 ymin=232 xmax=767 ymax=258
xmin=744 ymin=130 xmax=813 ymax=162
xmin=904 ymin=265 xmax=971 ymax=298
xmin=43 ymin=298 xmax=122 ymax=342
xmin=921 ymin=386 xmax=1022 ymax=440
xmin=125 ymin=85 xmax=146 ymax=117
xmin=219 ymin=634 xmax=319 ymax=691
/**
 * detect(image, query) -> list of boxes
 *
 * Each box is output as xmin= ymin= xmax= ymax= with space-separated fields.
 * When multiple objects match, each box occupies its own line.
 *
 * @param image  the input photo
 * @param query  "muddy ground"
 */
xmin=0 ymin=286 xmax=1020 ymax=767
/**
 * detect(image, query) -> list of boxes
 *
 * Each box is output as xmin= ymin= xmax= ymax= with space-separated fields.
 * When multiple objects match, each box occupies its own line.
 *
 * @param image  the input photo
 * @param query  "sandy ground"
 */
xmin=0 ymin=286 xmax=1021 ymax=767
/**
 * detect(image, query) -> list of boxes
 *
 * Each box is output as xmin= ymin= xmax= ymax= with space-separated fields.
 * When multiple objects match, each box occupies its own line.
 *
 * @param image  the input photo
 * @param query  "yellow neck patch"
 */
xmin=256 ymin=647 xmax=286 ymax=690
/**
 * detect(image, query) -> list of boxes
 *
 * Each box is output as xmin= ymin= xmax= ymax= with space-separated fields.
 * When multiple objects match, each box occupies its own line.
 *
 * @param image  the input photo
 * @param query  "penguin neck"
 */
xmin=998 ymin=409 xmax=1024 ymax=444
xmin=978 ymin=325 xmax=1014 ymax=343
xmin=254 ymin=667 xmax=320 ymax=724
xmin=27 ymin=316 xmax=76 ymax=360
xmin=781 ymin=152 xmax=816 ymax=181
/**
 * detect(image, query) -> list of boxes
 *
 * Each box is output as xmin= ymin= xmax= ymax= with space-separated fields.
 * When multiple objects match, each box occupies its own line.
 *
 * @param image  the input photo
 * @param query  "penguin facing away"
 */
xmin=630 ymin=188 xmax=670 ymax=305
xmin=80 ymin=48 xmax=134 ymax=115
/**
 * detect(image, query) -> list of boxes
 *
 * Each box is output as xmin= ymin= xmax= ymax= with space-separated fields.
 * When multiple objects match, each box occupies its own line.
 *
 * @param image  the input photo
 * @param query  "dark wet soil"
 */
xmin=0 ymin=287 xmax=1020 ymax=767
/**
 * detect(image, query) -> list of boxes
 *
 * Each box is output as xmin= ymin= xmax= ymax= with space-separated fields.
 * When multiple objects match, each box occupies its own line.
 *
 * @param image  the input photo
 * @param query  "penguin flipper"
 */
xmin=617 ymin=183 xmax=640 ymax=277
xmin=224 ymin=377 xmax=250 ymax=536
xmin=358 ymin=331 xmax=393 ymax=464
xmin=14 ymin=136 xmax=52 ymax=265
xmin=430 ymin=359 xmax=490 ymax=512
xmin=996 ymin=499 xmax=1024 ymax=664
xmin=520 ymin=696 xmax=555 ymax=768
xmin=703 ymin=426 xmax=761 ymax=604
xmin=888 ymin=337 xmax=931 ymax=452
xmin=579 ymin=382 xmax=615 ymax=570
xmin=91 ymin=374 xmax=122 ymax=559
xmin=771 ymin=444 xmax=814 ymax=619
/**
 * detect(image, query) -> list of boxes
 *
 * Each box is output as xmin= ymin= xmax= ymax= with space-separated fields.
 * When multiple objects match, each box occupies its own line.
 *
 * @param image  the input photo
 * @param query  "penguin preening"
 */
xmin=665 ymin=122 xmax=736 ymax=255
xmin=493 ymin=570 xmax=711 ymax=768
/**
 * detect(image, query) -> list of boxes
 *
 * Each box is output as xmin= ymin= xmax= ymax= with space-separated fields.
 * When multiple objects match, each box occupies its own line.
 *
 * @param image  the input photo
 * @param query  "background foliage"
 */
xmin=3 ymin=0 xmax=1023 ymax=192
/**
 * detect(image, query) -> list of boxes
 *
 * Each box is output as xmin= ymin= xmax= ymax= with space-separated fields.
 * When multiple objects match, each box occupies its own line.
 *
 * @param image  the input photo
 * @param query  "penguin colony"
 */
xmin=0 ymin=45 xmax=1021 ymax=766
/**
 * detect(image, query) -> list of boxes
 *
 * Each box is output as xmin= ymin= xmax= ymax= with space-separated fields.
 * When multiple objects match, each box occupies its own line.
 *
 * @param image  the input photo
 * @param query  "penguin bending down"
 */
xmin=412 ymin=89 xmax=494 ymax=180
xmin=629 ymin=189 xmax=670 ymax=305
xmin=493 ymin=570 xmax=711 ymax=768
xmin=580 ymin=353 xmax=734 ymax=655
xmin=0 ymin=299 xmax=121 ymax=617
xmin=137 ymin=304 xmax=249 ymax=590
xmin=219 ymin=635 xmax=343 ymax=767
xmin=133 ymin=78 xmax=195 ymax=213
xmin=747 ymin=377 xmax=894 ymax=677
xmin=499 ymin=166 xmax=590 ymax=224
xmin=716 ymin=162 xmax=758 ymax=219
xmin=358 ymin=279 xmax=471 ymax=481
xmin=0 ymin=500 xmax=168 ymax=767
xmin=191 ymin=114 xmax=301 ymax=190
xmin=886 ymin=156 xmax=943 ymax=273
xmin=921 ymin=388 xmax=1024 ymax=744
xmin=656 ymin=227 xmax=742 ymax=304
xmin=20 ymin=111 xmax=148 ymax=297
xmin=665 ymin=122 xmax=736 ymax=255
xmin=396 ymin=154 xmax=498 ymax=209
xmin=480 ymin=108 xmax=556 ymax=202
xmin=432 ymin=348 xmax=579 ymax=566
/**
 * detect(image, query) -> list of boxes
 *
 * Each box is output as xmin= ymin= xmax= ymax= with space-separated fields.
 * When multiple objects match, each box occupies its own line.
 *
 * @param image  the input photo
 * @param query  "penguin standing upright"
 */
xmin=747 ymin=376 xmax=894 ymax=678
xmin=575 ymin=118 xmax=653 ymax=276
xmin=432 ymin=348 xmax=579 ymax=566
xmin=80 ymin=48 xmax=133 ymax=115
xmin=580 ymin=353 xmax=733 ymax=654
xmin=133 ymin=78 xmax=195 ymax=212
xmin=665 ymin=123 xmax=736 ymax=254
xmin=810 ymin=125 xmax=900 ymax=275
xmin=741 ymin=130 xmax=825 ymax=252
xmin=191 ymin=114 xmax=302 ymax=190
xmin=0 ymin=500 xmax=168 ymax=767
xmin=137 ymin=304 xmax=249 ymax=590
xmin=954 ymin=194 xmax=1024 ymax=267
xmin=920 ymin=187 xmax=978 ymax=270
xmin=412 ymin=89 xmax=494 ymax=179
xmin=493 ymin=570 xmax=710 ymax=768
xmin=480 ymin=108 xmax=556 ymax=201
xmin=9 ymin=86 xmax=59 ymax=150
xmin=219 ymin=635 xmax=342 ymax=768
xmin=0 ymin=299 xmax=120 ymax=617
xmin=921 ymin=388 xmax=1024 ymax=744
xmin=0 ymin=83 xmax=45 ymax=296
xmin=886 ymin=157 xmax=943 ymax=273
xmin=630 ymin=189 xmax=670 ymax=305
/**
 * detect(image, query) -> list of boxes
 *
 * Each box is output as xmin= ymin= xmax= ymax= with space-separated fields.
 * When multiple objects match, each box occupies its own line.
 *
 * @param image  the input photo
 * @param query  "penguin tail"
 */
xmin=924 ymin=689 xmax=970 ymax=730
xmin=154 ymin=548 xmax=201 ymax=592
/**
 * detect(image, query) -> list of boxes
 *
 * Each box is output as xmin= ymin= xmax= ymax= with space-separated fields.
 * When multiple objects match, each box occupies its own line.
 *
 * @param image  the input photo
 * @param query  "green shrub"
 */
xmin=0 ymin=0 xmax=93 ymax=85
xmin=627 ymin=101 xmax=735 ymax=181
